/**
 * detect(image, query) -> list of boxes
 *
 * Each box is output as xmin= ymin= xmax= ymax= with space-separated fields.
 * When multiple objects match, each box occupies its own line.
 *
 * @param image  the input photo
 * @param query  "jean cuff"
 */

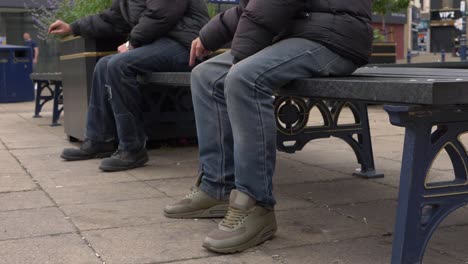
xmin=199 ymin=181 xmax=230 ymax=201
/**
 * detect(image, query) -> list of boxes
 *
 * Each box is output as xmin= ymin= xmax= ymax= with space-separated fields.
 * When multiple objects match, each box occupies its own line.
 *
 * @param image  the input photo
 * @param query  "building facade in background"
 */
xmin=371 ymin=12 xmax=407 ymax=60
xmin=429 ymin=0 xmax=466 ymax=54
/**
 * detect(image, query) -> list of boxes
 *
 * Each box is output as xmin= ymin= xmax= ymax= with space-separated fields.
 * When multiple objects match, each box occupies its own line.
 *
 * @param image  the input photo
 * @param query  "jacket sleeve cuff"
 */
xmin=70 ymin=22 xmax=81 ymax=36
xmin=128 ymin=36 xmax=141 ymax=49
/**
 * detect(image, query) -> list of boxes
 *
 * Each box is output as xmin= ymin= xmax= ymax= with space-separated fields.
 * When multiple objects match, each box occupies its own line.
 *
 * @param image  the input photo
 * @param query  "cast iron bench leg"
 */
xmin=386 ymin=105 xmax=468 ymax=264
xmin=51 ymin=81 xmax=63 ymax=126
xmin=32 ymin=80 xmax=55 ymax=119
xmin=349 ymin=103 xmax=383 ymax=179
xmin=33 ymin=80 xmax=44 ymax=118
xmin=275 ymin=97 xmax=382 ymax=178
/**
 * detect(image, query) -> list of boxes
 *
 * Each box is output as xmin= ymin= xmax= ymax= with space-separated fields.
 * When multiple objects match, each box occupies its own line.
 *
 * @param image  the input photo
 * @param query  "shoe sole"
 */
xmin=164 ymin=204 xmax=229 ymax=219
xmin=203 ymin=222 xmax=277 ymax=254
xmin=99 ymin=155 xmax=149 ymax=172
xmin=61 ymin=151 xmax=114 ymax=161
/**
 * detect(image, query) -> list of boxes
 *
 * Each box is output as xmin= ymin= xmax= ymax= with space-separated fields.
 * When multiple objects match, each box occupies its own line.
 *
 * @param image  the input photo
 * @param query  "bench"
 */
xmin=140 ymin=67 xmax=468 ymax=264
xmin=30 ymin=72 xmax=63 ymax=126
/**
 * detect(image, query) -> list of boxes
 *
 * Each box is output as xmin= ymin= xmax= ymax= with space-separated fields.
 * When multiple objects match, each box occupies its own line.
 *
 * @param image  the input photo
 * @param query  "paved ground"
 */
xmin=1 ymin=101 xmax=468 ymax=264
xmin=397 ymin=51 xmax=463 ymax=64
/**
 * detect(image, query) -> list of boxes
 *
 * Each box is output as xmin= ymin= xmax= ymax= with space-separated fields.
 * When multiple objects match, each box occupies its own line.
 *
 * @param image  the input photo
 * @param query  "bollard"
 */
xmin=441 ymin=49 xmax=446 ymax=62
xmin=407 ymin=50 xmax=412 ymax=64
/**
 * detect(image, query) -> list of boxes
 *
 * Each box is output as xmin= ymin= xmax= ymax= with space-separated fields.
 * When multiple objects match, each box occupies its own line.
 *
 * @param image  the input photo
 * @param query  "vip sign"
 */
xmin=440 ymin=11 xmax=456 ymax=19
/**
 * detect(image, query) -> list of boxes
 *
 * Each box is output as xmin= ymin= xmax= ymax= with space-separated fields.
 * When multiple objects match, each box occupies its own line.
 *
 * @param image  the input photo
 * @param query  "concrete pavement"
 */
xmin=0 ymin=101 xmax=467 ymax=264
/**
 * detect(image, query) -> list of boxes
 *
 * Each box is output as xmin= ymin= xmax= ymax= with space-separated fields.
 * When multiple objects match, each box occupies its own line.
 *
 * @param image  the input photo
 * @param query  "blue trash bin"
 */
xmin=0 ymin=45 xmax=34 ymax=103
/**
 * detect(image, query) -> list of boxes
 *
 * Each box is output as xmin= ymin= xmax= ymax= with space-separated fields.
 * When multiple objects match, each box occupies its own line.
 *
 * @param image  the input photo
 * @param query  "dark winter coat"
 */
xmin=199 ymin=0 xmax=373 ymax=66
xmin=70 ymin=0 xmax=210 ymax=49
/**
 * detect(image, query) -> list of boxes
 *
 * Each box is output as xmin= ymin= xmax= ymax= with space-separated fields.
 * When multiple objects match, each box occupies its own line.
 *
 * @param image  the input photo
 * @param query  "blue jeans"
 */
xmin=86 ymin=37 xmax=190 ymax=150
xmin=191 ymin=38 xmax=358 ymax=208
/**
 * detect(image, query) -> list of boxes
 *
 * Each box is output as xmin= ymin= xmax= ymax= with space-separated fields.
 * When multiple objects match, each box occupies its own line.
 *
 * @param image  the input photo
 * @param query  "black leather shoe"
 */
xmin=61 ymin=140 xmax=116 ymax=161
xmin=99 ymin=148 xmax=149 ymax=172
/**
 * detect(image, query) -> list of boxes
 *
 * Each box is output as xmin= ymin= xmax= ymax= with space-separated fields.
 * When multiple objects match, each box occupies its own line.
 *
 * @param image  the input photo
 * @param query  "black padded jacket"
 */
xmin=70 ymin=0 xmax=210 ymax=49
xmin=199 ymin=0 xmax=373 ymax=66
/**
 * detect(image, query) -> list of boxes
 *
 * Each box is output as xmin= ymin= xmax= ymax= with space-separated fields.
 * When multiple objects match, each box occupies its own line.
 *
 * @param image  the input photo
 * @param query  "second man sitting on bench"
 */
xmin=48 ymin=0 xmax=209 ymax=172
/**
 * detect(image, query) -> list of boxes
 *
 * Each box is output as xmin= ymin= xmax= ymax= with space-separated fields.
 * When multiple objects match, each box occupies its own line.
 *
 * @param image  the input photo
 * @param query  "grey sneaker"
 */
xmin=164 ymin=188 xmax=229 ymax=218
xmin=202 ymin=190 xmax=277 ymax=253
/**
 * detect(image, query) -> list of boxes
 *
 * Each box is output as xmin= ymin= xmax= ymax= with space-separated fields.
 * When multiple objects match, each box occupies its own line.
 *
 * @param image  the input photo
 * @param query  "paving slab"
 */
xmin=0 ymin=173 xmax=37 ymax=193
xmin=277 ymin=179 xmax=397 ymax=207
xmin=32 ymin=170 xmax=138 ymax=189
xmin=257 ymin=206 xmax=375 ymax=250
xmin=170 ymin=251 xmax=277 ymax=264
xmin=0 ymin=233 xmax=100 ymax=264
xmin=264 ymin=236 xmax=461 ymax=264
xmin=331 ymin=200 xmax=468 ymax=234
xmin=45 ymin=181 xmax=165 ymax=205
xmin=1 ymin=134 xmax=67 ymax=149
xmin=146 ymin=177 xmax=196 ymax=197
xmin=149 ymin=146 xmax=199 ymax=166
xmin=128 ymin=160 xmax=198 ymax=181
xmin=273 ymin=191 xmax=315 ymax=211
xmin=0 ymin=190 xmax=53 ymax=211
xmin=0 ymin=207 xmax=75 ymax=240
xmin=61 ymin=197 xmax=178 ymax=231
xmin=0 ymin=151 xmax=27 ymax=174
xmin=428 ymin=225 xmax=468 ymax=262
xmin=274 ymin=156 xmax=350 ymax=185
xmin=84 ymin=220 xmax=216 ymax=264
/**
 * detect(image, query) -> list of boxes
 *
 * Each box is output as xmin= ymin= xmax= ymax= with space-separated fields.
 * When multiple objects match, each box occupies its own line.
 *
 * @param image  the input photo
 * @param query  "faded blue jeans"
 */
xmin=191 ymin=38 xmax=358 ymax=208
xmin=86 ymin=37 xmax=190 ymax=150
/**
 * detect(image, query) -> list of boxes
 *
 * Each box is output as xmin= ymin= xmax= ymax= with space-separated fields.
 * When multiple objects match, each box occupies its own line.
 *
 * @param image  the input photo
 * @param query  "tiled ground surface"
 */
xmin=0 ymin=101 xmax=467 ymax=264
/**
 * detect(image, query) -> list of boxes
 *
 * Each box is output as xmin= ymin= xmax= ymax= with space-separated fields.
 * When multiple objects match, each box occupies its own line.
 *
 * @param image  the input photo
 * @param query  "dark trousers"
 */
xmin=86 ymin=37 xmax=190 ymax=150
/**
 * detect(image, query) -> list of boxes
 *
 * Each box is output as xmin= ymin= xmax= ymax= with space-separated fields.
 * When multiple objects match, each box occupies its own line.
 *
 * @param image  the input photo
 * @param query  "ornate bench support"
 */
xmin=32 ymin=79 xmax=63 ymax=126
xmin=275 ymin=96 xmax=383 ymax=178
xmin=386 ymin=105 xmax=468 ymax=264
xmin=51 ymin=81 xmax=63 ymax=126
xmin=33 ymin=80 xmax=54 ymax=118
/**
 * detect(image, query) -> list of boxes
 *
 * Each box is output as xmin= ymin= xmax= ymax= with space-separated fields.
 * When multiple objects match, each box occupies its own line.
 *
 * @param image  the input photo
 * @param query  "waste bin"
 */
xmin=0 ymin=45 xmax=34 ymax=103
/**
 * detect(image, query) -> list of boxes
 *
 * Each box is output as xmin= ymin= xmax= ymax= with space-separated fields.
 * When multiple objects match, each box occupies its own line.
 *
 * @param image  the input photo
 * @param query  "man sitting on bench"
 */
xmin=48 ymin=0 xmax=209 ymax=171
xmin=164 ymin=0 xmax=373 ymax=253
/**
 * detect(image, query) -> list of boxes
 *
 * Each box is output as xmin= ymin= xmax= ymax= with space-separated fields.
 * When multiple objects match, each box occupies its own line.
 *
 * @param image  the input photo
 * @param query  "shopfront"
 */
xmin=430 ymin=9 xmax=463 ymax=53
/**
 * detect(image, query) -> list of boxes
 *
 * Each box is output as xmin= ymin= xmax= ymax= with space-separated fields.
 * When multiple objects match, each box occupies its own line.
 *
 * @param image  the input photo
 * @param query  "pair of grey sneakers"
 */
xmin=164 ymin=188 xmax=277 ymax=253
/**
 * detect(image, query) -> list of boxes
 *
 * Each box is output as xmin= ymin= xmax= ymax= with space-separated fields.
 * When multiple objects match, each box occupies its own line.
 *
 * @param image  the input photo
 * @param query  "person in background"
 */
xmin=23 ymin=33 xmax=39 ymax=65
xmin=48 ymin=0 xmax=209 ymax=172
xmin=164 ymin=0 xmax=373 ymax=254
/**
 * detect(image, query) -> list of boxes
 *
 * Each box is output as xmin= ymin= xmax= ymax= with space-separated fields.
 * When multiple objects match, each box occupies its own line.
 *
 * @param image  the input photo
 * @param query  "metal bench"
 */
xmin=141 ymin=67 xmax=468 ymax=264
xmin=30 ymin=72 xmax=63 ymax=126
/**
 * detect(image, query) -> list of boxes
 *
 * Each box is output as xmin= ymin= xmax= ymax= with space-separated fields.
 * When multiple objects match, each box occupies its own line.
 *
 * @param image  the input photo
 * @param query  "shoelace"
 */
xmin=220 ymin=207 xmax=248 ymax=229
xmin=111 ymin=149 xmax=123 ymax=158
xmin=185 ymin=188 xmax=199 ymax=198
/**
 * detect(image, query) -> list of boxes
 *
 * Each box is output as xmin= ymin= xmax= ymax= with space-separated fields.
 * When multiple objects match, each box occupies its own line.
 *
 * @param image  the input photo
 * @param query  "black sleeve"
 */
xmin=198 ymin=0 xmax=248 ymax=51
xmin=70 ymin=5 xmax=132 ymax=38
xmin=231 ymin=0 xmax=304 ymax=62
xmin=128 ymin=0 xmax=189 ymax=48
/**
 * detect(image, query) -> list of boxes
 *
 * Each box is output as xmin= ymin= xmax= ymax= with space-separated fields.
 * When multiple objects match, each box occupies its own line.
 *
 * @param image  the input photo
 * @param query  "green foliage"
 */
xmin=372 ymin=0 xmax=411 ymax=16
xmin=56 ymin=0 xmax=113 ymax=23
xmin=26 ymin=0 xmax=112 ymax=40
xmin=373 ymin=29 xmax=385 ymax=41
xmin=207 ymin=3 xmax=219 ymax=18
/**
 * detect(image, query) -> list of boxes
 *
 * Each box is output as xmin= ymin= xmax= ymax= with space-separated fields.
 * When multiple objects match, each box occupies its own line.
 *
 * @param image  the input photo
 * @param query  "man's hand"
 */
xmin=118 ymin=42 xmax=129 ymax=53
xmin=48 ymin=20 xmax=72 ymax=35
xmin=33 ymin=58 xmax=38 ymax=64
xmin=190 ymin=37 xmax=211 ymax=66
